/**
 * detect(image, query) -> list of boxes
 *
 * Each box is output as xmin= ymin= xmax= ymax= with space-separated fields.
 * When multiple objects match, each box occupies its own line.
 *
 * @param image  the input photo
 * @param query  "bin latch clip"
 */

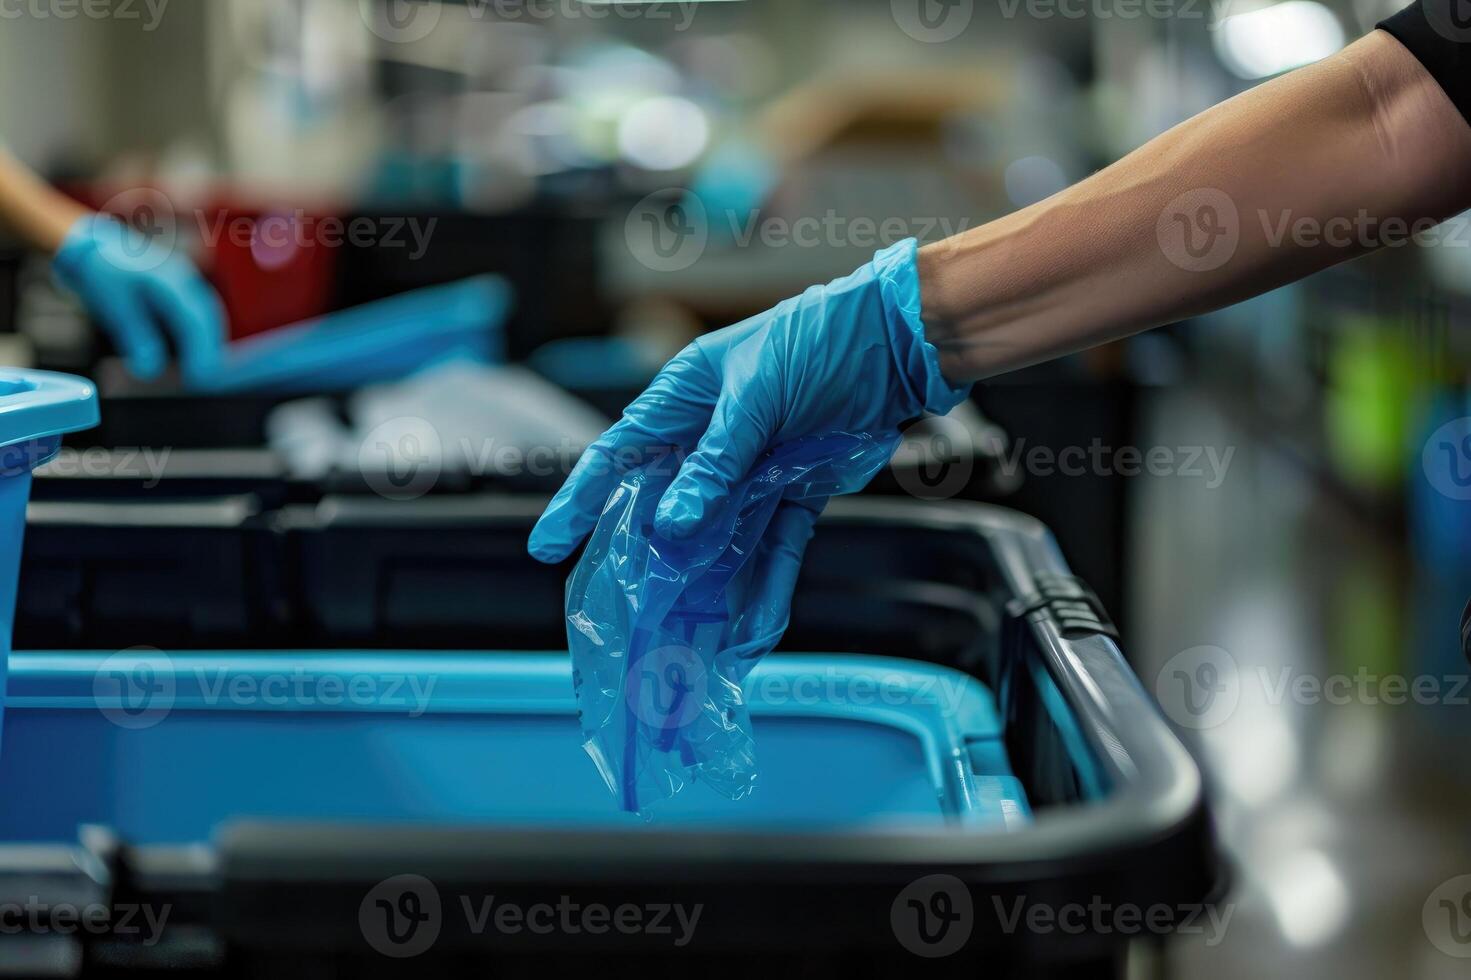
xmin=1008 ymin=572 xmax=1119 ymax=641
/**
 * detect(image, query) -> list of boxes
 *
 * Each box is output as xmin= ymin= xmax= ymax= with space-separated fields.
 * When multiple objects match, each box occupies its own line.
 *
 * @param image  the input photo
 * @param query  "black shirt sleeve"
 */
xmin=1378 ymin=1 xmax=1471 ymax=128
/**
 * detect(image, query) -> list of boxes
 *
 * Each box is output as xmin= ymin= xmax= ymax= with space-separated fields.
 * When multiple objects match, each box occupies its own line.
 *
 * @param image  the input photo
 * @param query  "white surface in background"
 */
xmin=267 ymin=360 xmax=611 ymax=481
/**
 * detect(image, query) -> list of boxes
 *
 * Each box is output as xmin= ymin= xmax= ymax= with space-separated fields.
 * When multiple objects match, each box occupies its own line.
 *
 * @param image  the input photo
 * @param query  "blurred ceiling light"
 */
xmin=618 ymin=96 xmax=711 ymax=171
xmin=1213 ymin=1 xmax=1346 ymax=80
xmin=1207 ymin=698 xmax=1299 ymax=807
xmin=503 ymin=100 xmax=588 ymax=175
xmin=1259 ymin=848 xmax=1350 ymax=948
xmin=1003 ymin=156 xmax=1068 ymax=209
xmin=569 ymin=43 xmax=683 ymax=99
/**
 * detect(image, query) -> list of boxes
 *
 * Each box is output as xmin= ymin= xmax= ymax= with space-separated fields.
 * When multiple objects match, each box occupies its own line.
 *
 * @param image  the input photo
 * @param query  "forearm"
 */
xmin=920 ymin=30 xmax=1471 ymax=382
xmin=0 ymin=148 xmax=87 ymax=253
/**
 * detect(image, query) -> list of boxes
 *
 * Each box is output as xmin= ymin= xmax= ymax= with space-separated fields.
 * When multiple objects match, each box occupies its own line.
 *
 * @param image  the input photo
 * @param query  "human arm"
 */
xmin=919 ymin=29 xmax=1471 ymax=381
xmin=0 ymin=147 xmax=224 ymax=382
xmin=529 ymin=23 xmax=1471 ymax=645
xmin=0 ymin=147 xmax=87 ymax=252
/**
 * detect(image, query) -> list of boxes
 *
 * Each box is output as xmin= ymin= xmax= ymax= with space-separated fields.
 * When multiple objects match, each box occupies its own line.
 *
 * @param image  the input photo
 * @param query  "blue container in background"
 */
xmin=193 ymin=275 xmax=513 ymax=394
xmin=0 ymin=371 xmax=99 ymax=754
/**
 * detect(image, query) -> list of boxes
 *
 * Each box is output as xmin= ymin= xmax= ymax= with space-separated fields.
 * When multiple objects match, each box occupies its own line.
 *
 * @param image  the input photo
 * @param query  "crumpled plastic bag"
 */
xmin=565 ymin=431 xmax=898 ymax=816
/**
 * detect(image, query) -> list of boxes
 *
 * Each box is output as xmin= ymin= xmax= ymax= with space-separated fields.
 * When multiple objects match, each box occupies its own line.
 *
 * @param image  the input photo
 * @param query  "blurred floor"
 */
xmin=1127 ymin=385 xmax=1471 ymax=979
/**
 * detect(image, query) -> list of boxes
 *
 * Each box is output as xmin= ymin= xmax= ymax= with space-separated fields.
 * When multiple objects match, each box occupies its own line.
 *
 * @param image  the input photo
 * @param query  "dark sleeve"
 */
xmin=1377 ymin=1 xmax=1471 ymax=127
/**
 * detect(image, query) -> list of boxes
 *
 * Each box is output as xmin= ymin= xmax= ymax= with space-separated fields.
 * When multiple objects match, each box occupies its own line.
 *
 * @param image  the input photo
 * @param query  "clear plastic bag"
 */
xmin=565 ymin=431 xmax=899 ymax=816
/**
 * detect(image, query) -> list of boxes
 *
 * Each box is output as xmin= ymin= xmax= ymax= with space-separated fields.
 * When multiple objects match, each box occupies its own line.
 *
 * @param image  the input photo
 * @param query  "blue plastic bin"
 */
xmin=193 ymin=275 xmax=513 ymax=394
xmin=0 ymin=371 xmax=98 ymax=755
xmin=0 ymin=499 xmax=1217 ymax=975
xmin=0 ymin=651 xmax=1029 ymax=841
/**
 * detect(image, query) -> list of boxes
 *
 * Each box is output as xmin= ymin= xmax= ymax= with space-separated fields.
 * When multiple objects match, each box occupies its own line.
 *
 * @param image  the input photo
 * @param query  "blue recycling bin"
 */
xmin=0 ymin=651 xmax=1029 ymax=840
xmin=0 ymin=371 xmax=98 ymax=755
xmin=0 ymin=497 xmax=1217 ymax=974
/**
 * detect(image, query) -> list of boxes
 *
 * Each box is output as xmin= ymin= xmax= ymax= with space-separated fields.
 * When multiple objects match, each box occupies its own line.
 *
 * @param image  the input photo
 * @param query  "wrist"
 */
xmin=871 ymin=237 xmax=972 ymax=416
xmin=916 ymin=238 xmax=970 ymax=384
xmin=38 ymin=200 xmax=90 ymax=254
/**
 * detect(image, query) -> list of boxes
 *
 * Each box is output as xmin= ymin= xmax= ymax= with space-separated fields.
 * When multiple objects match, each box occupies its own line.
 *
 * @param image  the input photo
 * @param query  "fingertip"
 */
xmin=653 ymin=485 xmax=704 ymax=540
xmin=128 ymin=348 xmax=166 ymax=381
xmin=527 ymin=524 xmax=573 ymax=564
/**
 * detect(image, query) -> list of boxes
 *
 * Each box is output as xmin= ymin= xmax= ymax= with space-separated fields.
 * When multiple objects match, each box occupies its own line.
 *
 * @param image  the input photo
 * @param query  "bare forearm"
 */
xmin=0 ymin=148 xmax=87 ymax=253
xmin=920 ymin=30 xmax=1471 ymax=382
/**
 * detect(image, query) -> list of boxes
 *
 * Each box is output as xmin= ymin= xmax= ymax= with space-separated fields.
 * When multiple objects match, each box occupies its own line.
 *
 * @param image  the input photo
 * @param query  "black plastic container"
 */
xmin=5 ymin=497 xmax=1218 ymax=977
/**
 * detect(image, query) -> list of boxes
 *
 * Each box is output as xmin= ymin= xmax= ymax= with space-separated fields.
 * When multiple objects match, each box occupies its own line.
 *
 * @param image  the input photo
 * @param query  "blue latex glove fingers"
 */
xmin=534 ymin=239 xmax=969 ymax=558
xmin=529 ymin=353 xmax=720 ymax=563
xmin=144 ymin=268 xmax=227 ymax=383
xmin=528 ymin=441 xmax=635 ymax=564
xmin=53 ymin=214 xmax=226 ymax=384
xmin=92 ymin=289 xmax=168 ymax=381
xmin=735 ymin=495 xmax=827 ymax=651
xmin=654 ymin=377 xmax=778 ymax=540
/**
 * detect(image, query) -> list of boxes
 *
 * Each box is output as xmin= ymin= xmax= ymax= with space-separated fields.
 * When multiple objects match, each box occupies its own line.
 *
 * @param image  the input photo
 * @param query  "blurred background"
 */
xmin=0 ymin=0 xmax=1469 ymax=976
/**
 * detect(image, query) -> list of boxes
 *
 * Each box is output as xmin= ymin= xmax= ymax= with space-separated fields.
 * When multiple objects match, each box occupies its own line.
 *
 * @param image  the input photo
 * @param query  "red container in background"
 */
xmin=69 ymin=184 xmax=340 ymax=342
xmin=198 ymin=199 xmax=338 ymax=340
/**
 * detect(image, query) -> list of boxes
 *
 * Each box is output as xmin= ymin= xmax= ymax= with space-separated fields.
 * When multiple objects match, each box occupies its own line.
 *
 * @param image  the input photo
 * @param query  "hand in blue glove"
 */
xmin=529 ymin=237 xmax=969 ymax=621
xmin=51 ymin=214 xmax=226 ymax=383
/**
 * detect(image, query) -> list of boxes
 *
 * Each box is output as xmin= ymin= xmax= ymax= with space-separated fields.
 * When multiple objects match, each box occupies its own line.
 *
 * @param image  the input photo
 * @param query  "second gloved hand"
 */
xmin=52 ymin=213 xmax=226 ymax=383
xmin=529 ymin=237 xmax=970 ymax=631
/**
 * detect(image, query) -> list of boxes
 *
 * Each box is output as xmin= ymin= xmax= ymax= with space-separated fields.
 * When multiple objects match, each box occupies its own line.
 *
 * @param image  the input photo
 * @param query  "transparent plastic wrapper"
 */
xmin=566 ymin=431 xmax=899 ymax=816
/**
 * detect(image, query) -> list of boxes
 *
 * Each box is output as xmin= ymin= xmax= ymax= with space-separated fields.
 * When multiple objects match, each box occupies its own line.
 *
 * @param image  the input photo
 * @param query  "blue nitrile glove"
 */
xmin=529 ymin=236 xmax=969 ymax=613
xmin=52 ymin=214 xmax=225 ymax=383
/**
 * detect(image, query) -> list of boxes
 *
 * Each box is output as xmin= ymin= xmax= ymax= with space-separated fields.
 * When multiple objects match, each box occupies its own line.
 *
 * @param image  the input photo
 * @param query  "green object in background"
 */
xmin=1323 ymin=317 xmax=1424 ymax=493
xmin=1327 ymin=553 xmax=1404 ymax=679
